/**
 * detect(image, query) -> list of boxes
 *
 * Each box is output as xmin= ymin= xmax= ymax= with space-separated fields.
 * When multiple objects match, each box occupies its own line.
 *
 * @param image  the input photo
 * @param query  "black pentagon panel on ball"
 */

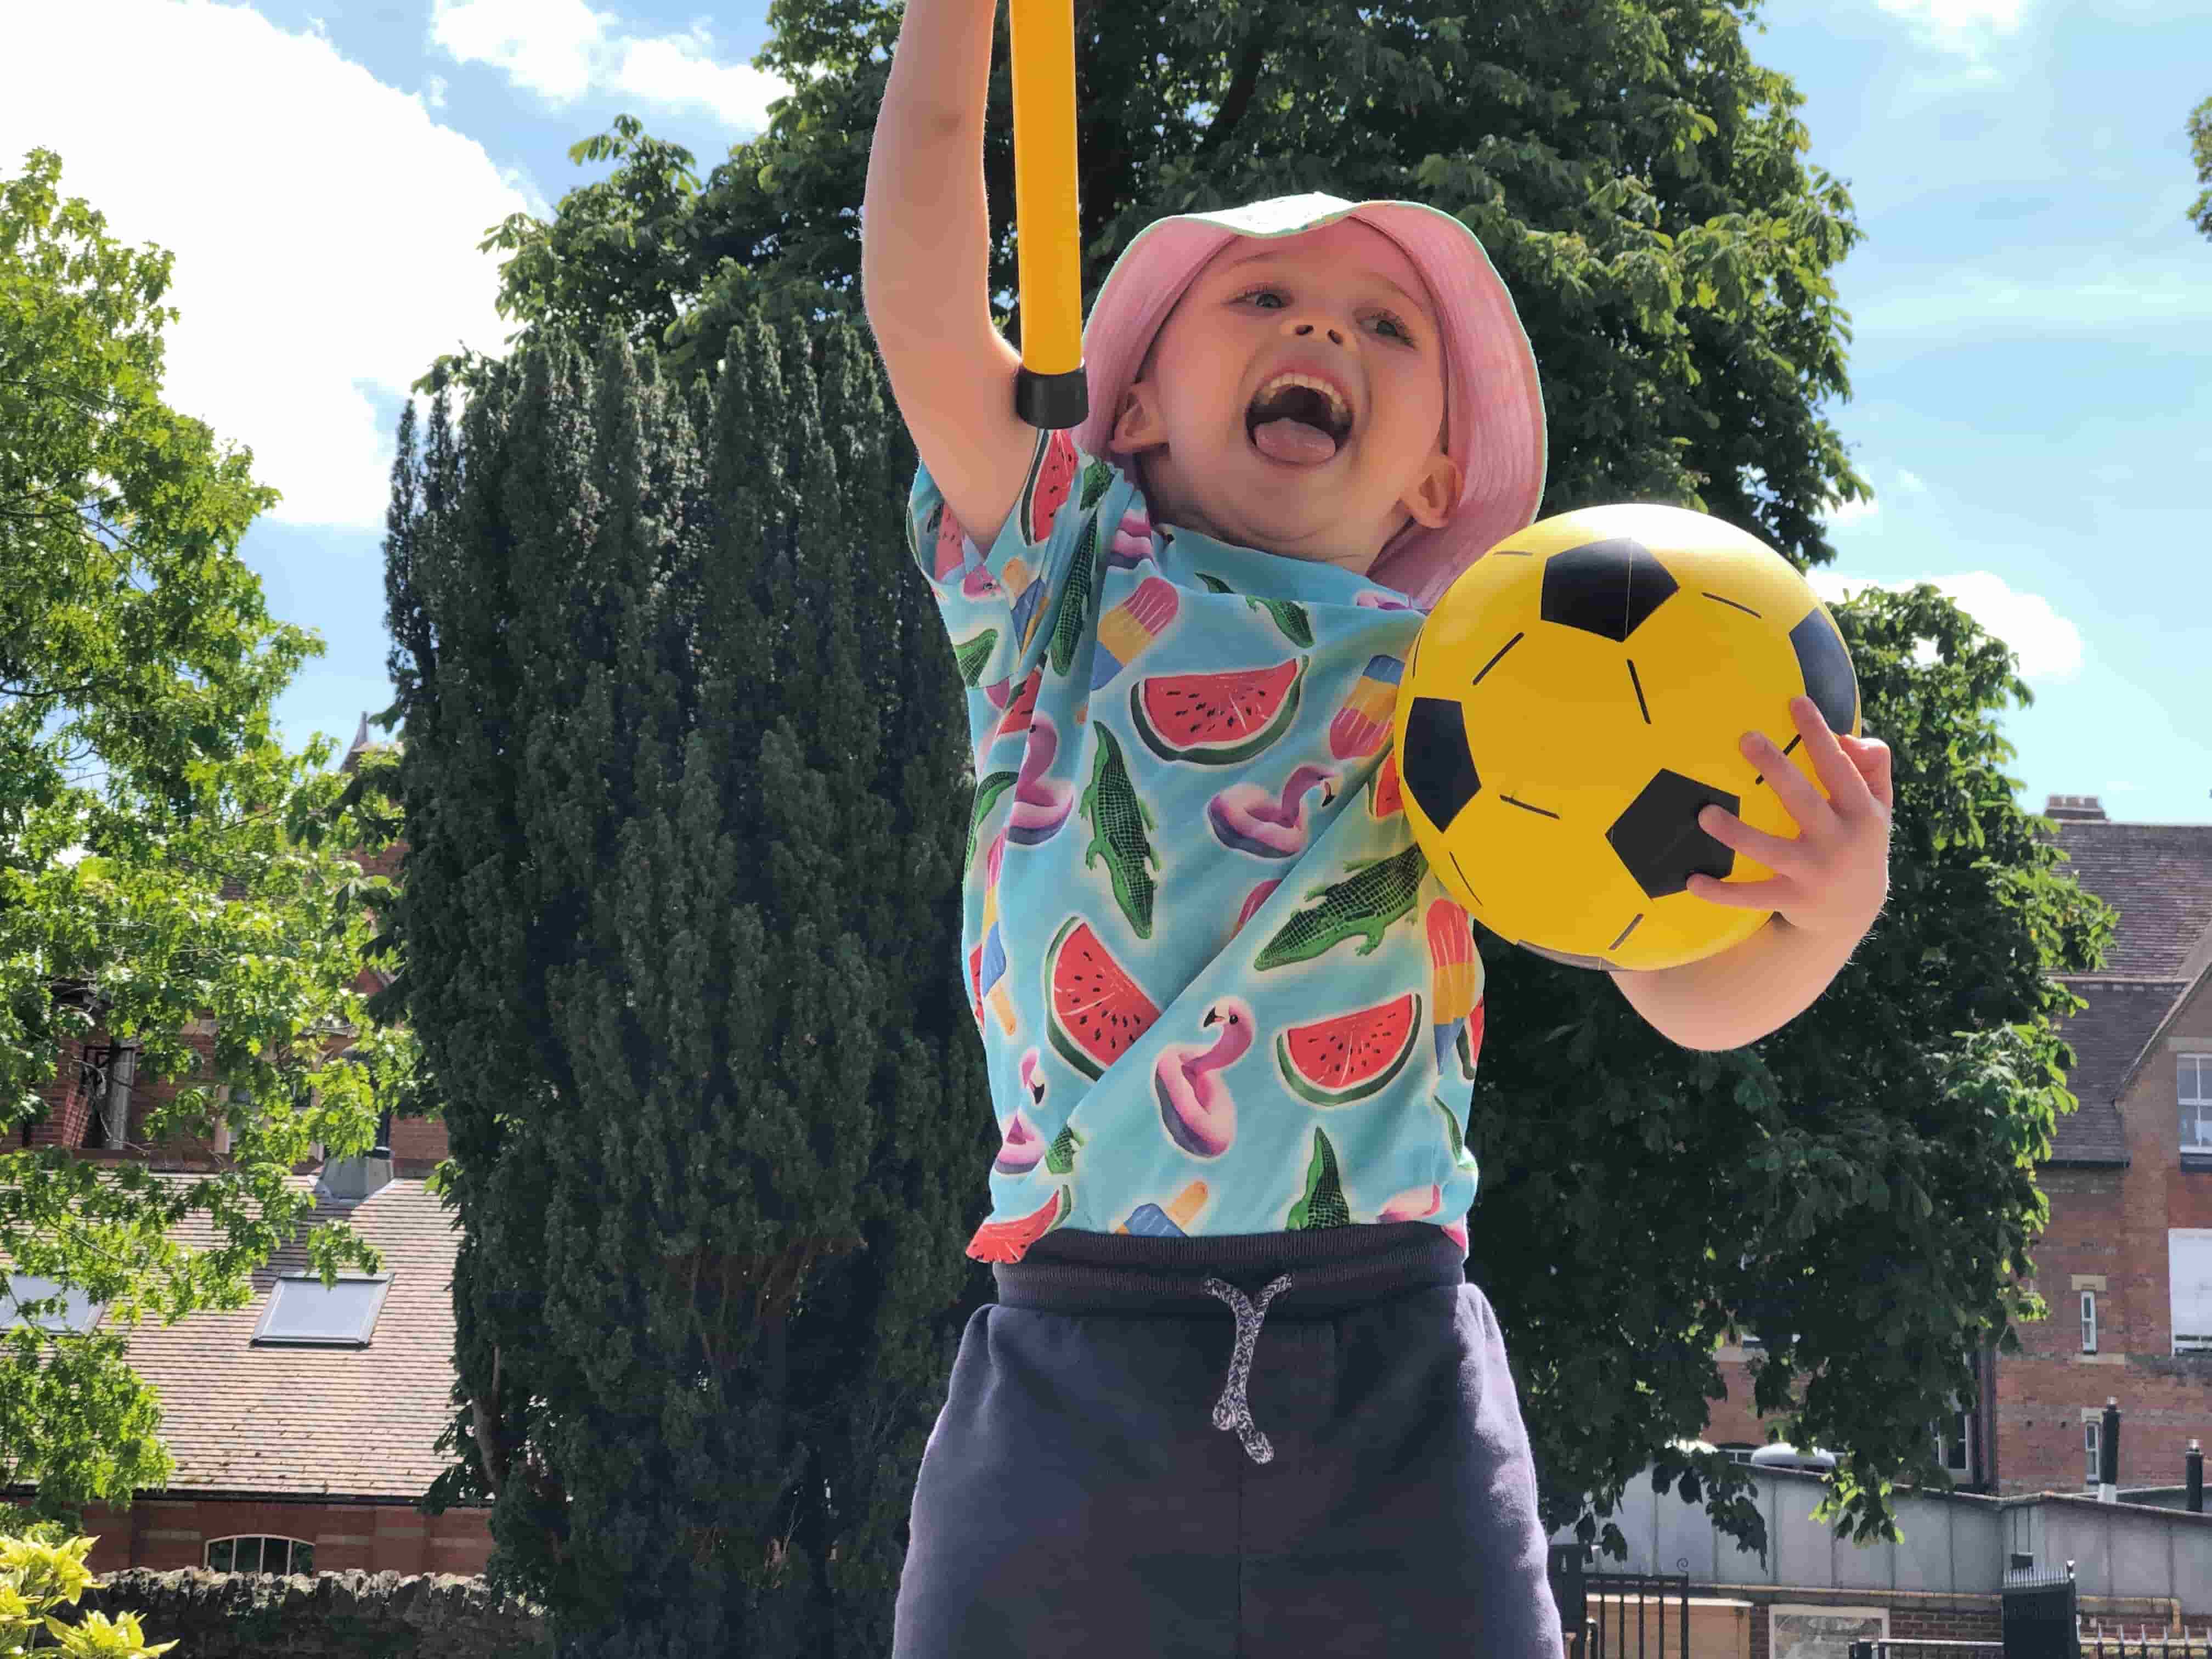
xmin=1401 ymin=696 xmax=1482 ymax=831
xmin=1516 ymin=941 xmax=1613 ymax=971
xmin=1788 ymin=607 xmax=1860 ymax=735
xmin=1607 ymin=770 xmax=1740 ymax=900
xmin=1539 ymin=538 xmax=1680 ymax=642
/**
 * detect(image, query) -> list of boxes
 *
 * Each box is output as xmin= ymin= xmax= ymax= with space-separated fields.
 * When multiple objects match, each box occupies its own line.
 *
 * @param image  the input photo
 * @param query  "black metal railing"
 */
xmin=1547 ymin=1547 xmax=1691 ymax=1658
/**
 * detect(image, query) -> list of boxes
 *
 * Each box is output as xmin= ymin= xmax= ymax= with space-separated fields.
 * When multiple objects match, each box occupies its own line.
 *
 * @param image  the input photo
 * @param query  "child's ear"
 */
xmin=1111 ymin=381 xmax=1169 ymax=453
xmin=1401 ymin=451 xmax=1464 ymax=531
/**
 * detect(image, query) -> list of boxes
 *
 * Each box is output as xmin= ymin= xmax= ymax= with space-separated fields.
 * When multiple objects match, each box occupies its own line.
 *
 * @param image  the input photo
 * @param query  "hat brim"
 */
xmin=1074 ymin=194 xmax=1547 ymax=610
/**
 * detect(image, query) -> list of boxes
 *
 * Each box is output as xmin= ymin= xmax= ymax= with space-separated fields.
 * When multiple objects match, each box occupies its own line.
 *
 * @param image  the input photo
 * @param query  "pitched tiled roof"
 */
xmin=2046 ymin=820 xmax=2212 ymax=979
xmin=2036 ymin=814 xmax=2212 ymax=1166
xmin=6 ymin=1173 xmax=462 ymax=1502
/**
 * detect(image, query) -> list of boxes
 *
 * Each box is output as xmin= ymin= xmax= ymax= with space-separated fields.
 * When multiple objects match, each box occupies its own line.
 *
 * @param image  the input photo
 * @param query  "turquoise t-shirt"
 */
xmin=910 ymin=428 xmax=1486 ymax=1265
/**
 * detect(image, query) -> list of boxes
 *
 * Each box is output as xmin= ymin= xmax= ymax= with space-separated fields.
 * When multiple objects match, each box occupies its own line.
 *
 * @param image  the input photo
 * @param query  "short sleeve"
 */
xmin=906 ymin=427 xmax=1128 ymax=691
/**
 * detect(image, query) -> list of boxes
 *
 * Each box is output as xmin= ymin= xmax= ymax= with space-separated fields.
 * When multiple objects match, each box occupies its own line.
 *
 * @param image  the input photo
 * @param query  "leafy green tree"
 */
xmin=389 ymin=318 xmax=983 ymax=1656
xmin=1 ymin=148 xmax=414 ymax=1527
xmin=2188 ymin=94 xmax=2212 ymax=240
xmin=413 ymin=0 xmax=2113 ymax=1573
xmin=453 ymin=0 xmax=1871 ymax=560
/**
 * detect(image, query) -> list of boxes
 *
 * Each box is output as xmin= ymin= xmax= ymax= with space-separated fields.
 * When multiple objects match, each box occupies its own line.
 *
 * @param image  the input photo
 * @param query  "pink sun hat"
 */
xmin=1074 ymin=193 xmax=1548 ymax=611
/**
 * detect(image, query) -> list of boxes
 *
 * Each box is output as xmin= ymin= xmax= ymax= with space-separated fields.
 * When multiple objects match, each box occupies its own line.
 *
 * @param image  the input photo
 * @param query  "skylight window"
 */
xmin=2 ymin=1274 xmax=103 ymax=1333
xmin=251 ymin=1273 xmax=392 ymax=1348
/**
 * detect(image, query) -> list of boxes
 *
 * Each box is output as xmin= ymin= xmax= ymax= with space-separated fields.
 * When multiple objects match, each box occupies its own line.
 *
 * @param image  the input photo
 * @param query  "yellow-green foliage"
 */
xmin=0 ymin=1521 xmax=175 ymax=1658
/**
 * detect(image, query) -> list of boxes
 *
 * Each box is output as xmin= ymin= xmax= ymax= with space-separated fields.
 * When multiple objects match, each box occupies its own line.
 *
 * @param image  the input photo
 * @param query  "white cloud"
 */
xmin=430 ymin=0 xmax=789 ymax=132
xmin=424 ymin=73 xmax=449 ymax=109
xmin=1825 ymin=494 xmax=1881 ymax=529
xmin=3 ymin=0 xmax=532 ymax=531
xmin=1896 ymin=469 xmax=1929 ymax=495
xmin=1854 ymin=262 xmax=2212 ymax=340
xmin=1874 ymin=0 xmax=2027 ymax=49
xmin=1809 ymin=570 xmax=2085 ymax=682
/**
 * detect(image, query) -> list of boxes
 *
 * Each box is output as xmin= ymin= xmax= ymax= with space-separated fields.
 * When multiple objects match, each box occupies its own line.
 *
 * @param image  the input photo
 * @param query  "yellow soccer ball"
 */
xmin=1393 ymin=503 xmax=1860 ymax=972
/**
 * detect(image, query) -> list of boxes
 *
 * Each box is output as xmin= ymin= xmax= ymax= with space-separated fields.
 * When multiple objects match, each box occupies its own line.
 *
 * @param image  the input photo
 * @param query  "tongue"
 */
xmin=1252 ymin=418 xmax=1339 ymax=466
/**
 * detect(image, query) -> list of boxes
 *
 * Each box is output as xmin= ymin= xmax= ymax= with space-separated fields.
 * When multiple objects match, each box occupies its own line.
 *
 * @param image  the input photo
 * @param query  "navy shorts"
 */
xmin=892 ymin=1221 xmax=1566 ymax=1657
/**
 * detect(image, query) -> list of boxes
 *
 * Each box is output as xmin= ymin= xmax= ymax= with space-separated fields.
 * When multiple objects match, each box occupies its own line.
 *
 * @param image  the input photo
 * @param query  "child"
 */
xmin=863 ymin=3 xmax=1895 ymax=1652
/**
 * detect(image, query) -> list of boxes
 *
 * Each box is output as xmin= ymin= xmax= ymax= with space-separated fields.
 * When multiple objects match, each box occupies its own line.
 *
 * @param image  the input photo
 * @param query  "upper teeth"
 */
xmin=1259 ymin=374 xmax=1350 ymax=427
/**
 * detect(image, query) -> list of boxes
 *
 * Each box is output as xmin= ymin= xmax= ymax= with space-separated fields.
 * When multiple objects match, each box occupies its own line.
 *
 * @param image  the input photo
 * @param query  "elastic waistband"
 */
xmin=993 ymin=1221 xmax=1465 ymax=1318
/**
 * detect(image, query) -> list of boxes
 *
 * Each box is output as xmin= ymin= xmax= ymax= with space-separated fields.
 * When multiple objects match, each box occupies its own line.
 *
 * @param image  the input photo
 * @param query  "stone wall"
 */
xmin=71 ymin=1568 xmax=548 ymax=1659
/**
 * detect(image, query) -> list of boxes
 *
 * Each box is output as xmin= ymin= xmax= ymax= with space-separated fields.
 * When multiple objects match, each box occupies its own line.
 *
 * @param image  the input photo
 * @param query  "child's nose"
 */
xmin=1286 ymin=320 xmax=1347 ymax=347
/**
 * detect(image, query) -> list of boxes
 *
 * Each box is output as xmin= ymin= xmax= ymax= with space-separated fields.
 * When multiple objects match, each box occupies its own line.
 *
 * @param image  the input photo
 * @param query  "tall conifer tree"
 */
xmin=386 ymin=314 xmax=986 ymax=1655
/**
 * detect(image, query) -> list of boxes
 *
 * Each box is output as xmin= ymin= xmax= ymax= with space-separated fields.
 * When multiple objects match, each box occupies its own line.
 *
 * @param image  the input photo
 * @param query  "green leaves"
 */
xmin=387 ymin=312 xmax=986 ymax=1648
xmin=2 ymin=149 xmax=410 ymax=1522
xmin=2187 ymin=94 xmax=2212 ymax=240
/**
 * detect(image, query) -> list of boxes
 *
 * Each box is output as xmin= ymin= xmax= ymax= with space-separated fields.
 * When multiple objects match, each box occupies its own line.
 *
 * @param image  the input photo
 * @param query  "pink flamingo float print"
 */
xmin=1355 ymin=588 xmax=1415 ymax=612
xmin=1006 ymin=713 xmax=1076 ymax=845
xmin=1104 ymin=509 xmax=1159 ymax=571
xmin=1207 ymin=764 xmax=1339 ymax=859
xmin=1153 ymin=996 xmax=1255 ymax=1159
xmin=993 ymin=1049 xmax=1049 ymax=1173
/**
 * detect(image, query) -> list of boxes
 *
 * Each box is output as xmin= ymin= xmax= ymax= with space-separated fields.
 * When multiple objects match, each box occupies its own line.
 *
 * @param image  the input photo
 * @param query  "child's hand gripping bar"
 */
xmin=1007 ymin=0 xmax=1088 ymax=430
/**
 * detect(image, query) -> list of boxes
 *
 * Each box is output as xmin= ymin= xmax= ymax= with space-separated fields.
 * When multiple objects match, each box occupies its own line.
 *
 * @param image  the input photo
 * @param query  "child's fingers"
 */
xmin=1838 ymin=733 xmax=1895 ymax=811
xmin=1686 ymin=872 xmax=1791 ymax=910
xmin=1697 ymin=805 xmax=1808 ymax=879
xmin=1789 ymin=697 xmax=1874 ymax=816
xmin=1743 ymin=725 xmax=1832 ymax=834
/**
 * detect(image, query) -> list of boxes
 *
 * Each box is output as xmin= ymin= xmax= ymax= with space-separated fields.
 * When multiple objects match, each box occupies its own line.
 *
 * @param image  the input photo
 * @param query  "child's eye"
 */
xmin=1370 ymin=310 xmax=1417 ymax=345
xmin=1234 ymin=286 xmax=1289 ymax=310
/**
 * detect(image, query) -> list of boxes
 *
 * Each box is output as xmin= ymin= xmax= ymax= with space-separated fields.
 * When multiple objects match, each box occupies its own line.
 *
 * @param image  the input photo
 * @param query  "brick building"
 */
xmin=1702 ymin=793 xmax=2212 ymax=1499
xmin=3 ymin=720 xmax=495 ymax=1575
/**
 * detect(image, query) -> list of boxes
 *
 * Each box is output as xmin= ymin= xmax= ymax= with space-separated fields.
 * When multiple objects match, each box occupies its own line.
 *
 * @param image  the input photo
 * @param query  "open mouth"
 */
xmin=1245 ymin=374 xmax=1355 ymax=466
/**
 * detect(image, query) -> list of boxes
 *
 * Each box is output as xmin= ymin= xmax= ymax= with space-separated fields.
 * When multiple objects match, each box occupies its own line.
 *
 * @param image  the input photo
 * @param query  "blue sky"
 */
xmin=5 ymin=0 xmax=2207 ymax=822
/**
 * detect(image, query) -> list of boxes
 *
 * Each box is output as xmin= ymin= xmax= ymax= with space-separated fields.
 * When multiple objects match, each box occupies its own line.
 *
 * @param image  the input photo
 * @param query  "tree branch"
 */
xmin=1196 ymin=31 xmax=1268 ymax=158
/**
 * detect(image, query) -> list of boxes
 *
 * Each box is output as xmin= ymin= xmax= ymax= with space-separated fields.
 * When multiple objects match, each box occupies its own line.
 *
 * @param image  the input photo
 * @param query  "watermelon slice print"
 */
xmin=966 ymin=1187 xmax=1073 ymax=1264
xmin=930 ymin=501 xmax=969 ymax=583
xmin=1286 ymin=1128 xmax=1350 ymax=1231
xmin=1021 ymin=429 xmax=1080 ymax=545
xmin=1276 ymin=992 xmax=1423 ymax=1106
xmin=1130 ymin=657 xmax=1307 ymax=766
xmin=993 ymin=668 xmax=1042 ymax=746
xmin=1043 ymin=916 xmax=1161 ymax=1080
xmin=1367 ymin=752 xmax=1404 ymax=819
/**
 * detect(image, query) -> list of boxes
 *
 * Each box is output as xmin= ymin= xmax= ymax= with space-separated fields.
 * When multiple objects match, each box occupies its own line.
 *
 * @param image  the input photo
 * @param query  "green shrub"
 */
xmin=0 ymin=1516 xmax=175 ymax=1658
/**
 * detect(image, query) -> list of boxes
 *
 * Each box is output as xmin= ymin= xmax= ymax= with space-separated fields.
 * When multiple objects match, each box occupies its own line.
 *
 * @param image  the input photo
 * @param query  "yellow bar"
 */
xmin=1006 ymin=0 xmax=1083 ymax=377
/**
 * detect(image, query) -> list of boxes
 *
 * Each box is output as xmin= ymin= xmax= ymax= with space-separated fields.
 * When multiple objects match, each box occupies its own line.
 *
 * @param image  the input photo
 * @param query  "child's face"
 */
xmin=1110 ymin=219 xmax=1461 ymax=577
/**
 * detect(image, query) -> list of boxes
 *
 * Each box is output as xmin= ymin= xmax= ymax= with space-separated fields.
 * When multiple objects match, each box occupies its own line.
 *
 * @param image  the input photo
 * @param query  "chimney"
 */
xmin=2044 ymin=794 xmax=2107 ymax=822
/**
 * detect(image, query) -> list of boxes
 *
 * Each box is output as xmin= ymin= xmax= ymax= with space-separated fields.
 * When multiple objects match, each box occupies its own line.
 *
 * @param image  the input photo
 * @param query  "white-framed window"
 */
xmin=206 ymin=1535 xmax=314 ymax=1576
xmin=2184 ymin=1056 xmax=2212 ymax=1150
xmin=2 ymin=1274 xmax=103 ymax=1333
xmin=2085 ymin=1419 xmax=2102 ymax=1486
xmin=2172 ymin=1231 xmax=2212 ymax=1354
xmin=2081 ymin=1289 xmax=2098 ymax=1353
xmin=251 ymin=1272 xmax=392 ymax=1348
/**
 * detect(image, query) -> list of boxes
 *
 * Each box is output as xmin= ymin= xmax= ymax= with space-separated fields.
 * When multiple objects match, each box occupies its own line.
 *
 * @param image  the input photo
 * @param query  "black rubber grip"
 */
xmin=1014 ymin=365 xmax=1090 ymax=431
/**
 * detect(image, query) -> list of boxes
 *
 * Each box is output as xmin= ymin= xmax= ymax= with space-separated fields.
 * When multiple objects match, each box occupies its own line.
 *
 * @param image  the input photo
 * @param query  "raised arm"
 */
xmin=863 ymin=0 xmax=1036 ymax=551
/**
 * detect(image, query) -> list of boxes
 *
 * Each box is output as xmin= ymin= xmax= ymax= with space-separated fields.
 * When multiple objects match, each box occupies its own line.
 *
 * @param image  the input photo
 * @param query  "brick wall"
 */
xmin=44 ymin=1494 xmax=494 ymax=1578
